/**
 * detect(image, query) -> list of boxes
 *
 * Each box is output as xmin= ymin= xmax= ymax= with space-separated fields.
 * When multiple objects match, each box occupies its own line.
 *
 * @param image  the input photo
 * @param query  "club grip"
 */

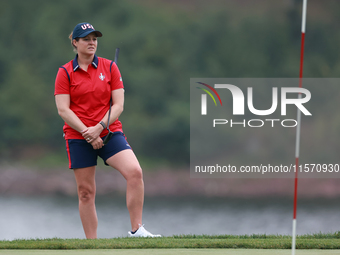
xmin=103 ymin=132 xmax=114 ymax=145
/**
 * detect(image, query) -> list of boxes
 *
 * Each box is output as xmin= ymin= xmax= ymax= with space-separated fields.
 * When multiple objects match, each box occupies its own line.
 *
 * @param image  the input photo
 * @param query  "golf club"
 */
xmin=103 ymin=47 xmax=120 ymax=145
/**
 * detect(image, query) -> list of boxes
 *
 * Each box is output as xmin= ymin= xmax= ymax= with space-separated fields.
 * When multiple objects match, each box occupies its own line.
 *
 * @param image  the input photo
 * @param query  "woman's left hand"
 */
xmin=90 ymin=137 xmax=104 ymax=150
xmin=82 ymin=124 xmax=103 ymax=142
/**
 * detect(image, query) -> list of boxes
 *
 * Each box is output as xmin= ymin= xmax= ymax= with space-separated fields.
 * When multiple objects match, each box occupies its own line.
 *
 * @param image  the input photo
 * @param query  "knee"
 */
xmin=78 ymin=185 xmax=95 ymax=203
xmin=127 ymin=165 xmax=143 ymax=181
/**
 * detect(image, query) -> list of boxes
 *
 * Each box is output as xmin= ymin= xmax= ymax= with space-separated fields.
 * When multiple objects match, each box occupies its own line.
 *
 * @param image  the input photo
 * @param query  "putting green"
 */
xmin=1 ymin=249 xmax=340 ymax=255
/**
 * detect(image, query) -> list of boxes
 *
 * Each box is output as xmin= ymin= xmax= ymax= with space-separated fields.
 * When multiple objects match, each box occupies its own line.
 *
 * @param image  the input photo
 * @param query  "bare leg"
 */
xmin=106 ymin=149 xmax=144 ymax=232
xmin=74 ymin=166 xmax=98 ymax=239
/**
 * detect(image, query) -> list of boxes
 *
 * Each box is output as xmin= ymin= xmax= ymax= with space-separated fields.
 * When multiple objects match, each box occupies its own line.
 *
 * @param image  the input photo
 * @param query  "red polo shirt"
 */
xmin=54 ymin=54 xmax=124 ymax=140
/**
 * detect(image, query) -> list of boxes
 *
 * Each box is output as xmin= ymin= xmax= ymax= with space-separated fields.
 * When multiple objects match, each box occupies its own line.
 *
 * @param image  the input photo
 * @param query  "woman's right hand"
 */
xmin=82 ymin=123 xmax=103 ymax=142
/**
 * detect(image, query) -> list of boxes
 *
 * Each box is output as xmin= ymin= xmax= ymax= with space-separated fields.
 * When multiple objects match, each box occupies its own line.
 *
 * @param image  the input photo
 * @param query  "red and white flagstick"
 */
xmin=292 ymin=0 xmax=307 ymax=254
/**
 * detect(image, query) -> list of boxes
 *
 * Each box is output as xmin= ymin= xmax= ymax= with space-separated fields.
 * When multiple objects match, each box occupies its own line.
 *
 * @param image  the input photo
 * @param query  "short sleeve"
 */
xmin=54 ymin=68 xmax=70 ymax=95
xmin=110 ymin=62 xmax=124 ymax=91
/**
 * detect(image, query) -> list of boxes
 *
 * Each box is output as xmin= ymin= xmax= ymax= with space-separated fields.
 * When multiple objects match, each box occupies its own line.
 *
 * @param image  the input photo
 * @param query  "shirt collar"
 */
xmin=73 ymin=54 xmax=99 ymax=71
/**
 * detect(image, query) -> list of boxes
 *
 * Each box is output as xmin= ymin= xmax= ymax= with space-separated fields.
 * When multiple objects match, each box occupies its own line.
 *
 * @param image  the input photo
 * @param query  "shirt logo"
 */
xmin=99 ymin=73 xmax=105 ymax=81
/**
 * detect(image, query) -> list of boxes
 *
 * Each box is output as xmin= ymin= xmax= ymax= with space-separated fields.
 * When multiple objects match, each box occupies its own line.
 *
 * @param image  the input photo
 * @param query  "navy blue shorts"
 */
xmin=65 ymin=132 xmax=131 ymax=169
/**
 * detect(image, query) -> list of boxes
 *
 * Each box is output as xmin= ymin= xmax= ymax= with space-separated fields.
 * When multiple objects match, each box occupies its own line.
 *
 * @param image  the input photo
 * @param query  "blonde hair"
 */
xmin=69 ymin=32 xmax=79 ymax=53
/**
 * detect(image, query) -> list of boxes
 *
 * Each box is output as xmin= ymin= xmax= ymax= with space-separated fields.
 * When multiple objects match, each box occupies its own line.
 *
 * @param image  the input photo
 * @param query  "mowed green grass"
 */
xmin=2 ymin=234 xmax=340 ymax=250
xmin=1 ymin=234 xmax=340 ymax=254
xmin=1 ymin=249 xmax=340 ymax=255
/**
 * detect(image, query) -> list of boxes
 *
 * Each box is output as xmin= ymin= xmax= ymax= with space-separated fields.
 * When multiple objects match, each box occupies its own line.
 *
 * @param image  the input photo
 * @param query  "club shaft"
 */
xmin=115 ymin=48 xmax=120 ymax=64
xmin=104 ymin=48 xmax=120 ymax=145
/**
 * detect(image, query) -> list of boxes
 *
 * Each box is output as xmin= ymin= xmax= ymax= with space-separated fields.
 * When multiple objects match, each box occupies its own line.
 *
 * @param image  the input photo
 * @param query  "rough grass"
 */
xmin=1 ymin=233 xmax=340 ymax=250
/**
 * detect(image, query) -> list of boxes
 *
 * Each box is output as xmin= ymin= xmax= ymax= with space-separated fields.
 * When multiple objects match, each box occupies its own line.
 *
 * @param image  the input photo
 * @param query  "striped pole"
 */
xmin=292 ymin=0 xmax=307 ymax=254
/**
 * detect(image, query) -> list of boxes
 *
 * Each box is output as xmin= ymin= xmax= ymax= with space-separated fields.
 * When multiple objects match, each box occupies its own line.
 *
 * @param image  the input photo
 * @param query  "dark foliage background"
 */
xmin=0 ymin=0 xmax=339 ymax=169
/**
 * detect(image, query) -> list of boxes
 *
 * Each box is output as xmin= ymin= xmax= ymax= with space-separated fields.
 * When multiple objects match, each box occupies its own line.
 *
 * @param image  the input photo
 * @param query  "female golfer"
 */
xmin=54 ymin=22 xmax=160 ymax=238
